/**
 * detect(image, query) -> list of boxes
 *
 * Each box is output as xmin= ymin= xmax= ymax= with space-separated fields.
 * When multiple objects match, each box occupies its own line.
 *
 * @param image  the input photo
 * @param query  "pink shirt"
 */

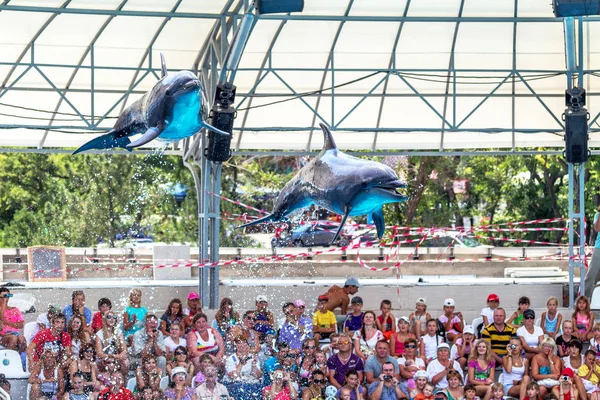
xmin=1 ymin=307 xmax=23 ymax=334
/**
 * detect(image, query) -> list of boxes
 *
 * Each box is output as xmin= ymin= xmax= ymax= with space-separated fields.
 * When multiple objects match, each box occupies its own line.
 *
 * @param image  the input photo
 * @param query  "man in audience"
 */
xmin=36 ymin=304 xmax=60 ymax=330
xmin=132 ymin=314 xmax=167 ymax=373
xmin=62 ymin=290 xmax=92 ymax=330
xmin=293 ymin=299 xmax=313 ymax=338
xmin=196 ymin=365 xmax=230 ymax=399
xmin=368 ymin=361 xmax=407 ymax=400
xmin=365 ymin=340 xmax=400 ymax=384
xmin=327 ymin=333 xmax=364 ymax=388
xmin=321 ymin=277 xmax=362 ymax=320
xmin=26 ymin=312 xmax=72 ymax=370
xmin=263 ymin=342 xmax=291 ymax=386
xmin=481 ymin=307 xmax=516 ymax=364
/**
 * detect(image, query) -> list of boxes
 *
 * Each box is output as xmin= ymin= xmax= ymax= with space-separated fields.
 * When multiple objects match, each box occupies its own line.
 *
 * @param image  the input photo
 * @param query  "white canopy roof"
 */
xmin=0 ymin=0 xmax=599 ymax=155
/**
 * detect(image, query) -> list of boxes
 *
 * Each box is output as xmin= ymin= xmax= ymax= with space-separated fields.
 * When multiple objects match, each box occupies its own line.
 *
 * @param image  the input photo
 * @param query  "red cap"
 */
xmin=318 ymin=295 xmax=329 ymax=302
xmin=561 ymin=368 xmax=574 ymax=378
xmin=487 ymin=294 xmax=499 ymax=302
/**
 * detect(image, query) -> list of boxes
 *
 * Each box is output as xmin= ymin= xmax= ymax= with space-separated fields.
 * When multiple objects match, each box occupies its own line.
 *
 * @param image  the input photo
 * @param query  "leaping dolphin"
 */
xmin=239 ymin=123 xmax=408 ymax=244
xmin=73 ymin=54 xmax=229 ymax=154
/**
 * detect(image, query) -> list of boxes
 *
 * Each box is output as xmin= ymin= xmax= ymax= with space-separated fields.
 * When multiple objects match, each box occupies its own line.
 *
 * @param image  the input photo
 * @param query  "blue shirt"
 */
xmin=368 ymin=381 xmax=402 ymax=400
xmin=62 ymin=305 xmax=92 ymax=325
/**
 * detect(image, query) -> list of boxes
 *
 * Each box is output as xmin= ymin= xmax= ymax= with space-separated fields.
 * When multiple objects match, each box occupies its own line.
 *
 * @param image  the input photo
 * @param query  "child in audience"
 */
xmin=438 ymin=298 xmax=463 ymax=344
xmin=414 ymin=382 xmax=435 ymax=400
xmin=463 ymin=384 xmax=478 ymax=400
xmin=91 ymin=297 xmax=111 ymax=333
xmin=420 ymin=319 xmax=444 ymax=364
xmin=454 ymin=325 xmax=475 ymax=369
xmin=572 ymin=295 xmax=594 ymax=342
xmin=410 ymin=298 xmax=431 ymax=339
xmin=313 ymin=295 xmax=336 ymax=342
xmin=122 ymin=288 xmax=147 ymax=341
xmin=556 ymin=320 xmax=576 ymax=357
xmin=254 ymin=295 xmax=274 ymax=337
xmin=376 ymin=299 xmax=396 ymax=341
xmin=541 ymin=296 xmax=562 ymax=339
xmin=410 ymin=370 xmax=429 ymax=399
xmin=577 ymin=350 xmax=600 ymax=399
xmin=524 ymin=382 xmax=542 ymax=400
xmin=491 ymin=382 xmax=505 ymax=400
xmin=164 ymin=322 xmax=187 ymax=360
xmin=481 ymin=294 xmax=500 ymax=328
xmin=507 ymin=296 xmax=530 ymax=328
xmin=344 ymin=296 xmax=365 ymax=336
xmin=390 ymin=316 xmax=416 ymax=357
xmin=590 ymin=323 xmax=600 ymax=359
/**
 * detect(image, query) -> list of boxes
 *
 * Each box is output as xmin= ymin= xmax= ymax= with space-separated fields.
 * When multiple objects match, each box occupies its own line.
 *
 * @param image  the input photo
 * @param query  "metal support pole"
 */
xmin=209 ymin=162 xmax=222 ymax=309
xmin=198 ymin=133 xmax=210 ymax=309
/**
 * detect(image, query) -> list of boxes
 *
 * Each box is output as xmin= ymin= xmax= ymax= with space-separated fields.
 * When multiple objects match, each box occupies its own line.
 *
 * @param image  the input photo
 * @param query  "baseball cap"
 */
xmin=561 ymin=368 xmax=574 ymax=378
xmin=437 ymin=343 xmax=450 ymax=351
xmin=434 ymin=391 xmax=449 ymax=399
xmin=187 ymin=292 xmax=199 ymax=300
xmin=443 ymin=298 xmax=455 ymax=307
xmin=415 ymin=297 xmax=427 ymax=305
xmin=344 ymin=277 xmax=362 ymax=287
xmin=351 ymin=296 xmax=363 ymax=304
xmin=293 ymin=299 xmax=305 ymax=308
xmin=325 ymin=386 xmax=338 ymax=397
xmin=318 ymin=295 xmax=329 ymax=302
xmin=256 ymin=295 xmax=268 ymax=302
xmin=399 ymin=316 xmax=410 ymax=323
xmin=523 ymin=309 xmax=535 ymax=318
xmin=463 ymin=325 xmax=475 ymax=335
xmin=487 ymin=293 xmax=499 ymax=302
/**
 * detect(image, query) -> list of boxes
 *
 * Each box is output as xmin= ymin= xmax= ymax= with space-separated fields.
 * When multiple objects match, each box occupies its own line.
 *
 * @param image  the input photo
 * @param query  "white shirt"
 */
xmin=517 ymin=325 xmax=544 ymax=349
xmin=426 ymin=359 xmax=464 ymax=389
xmin=164 ymin=337 xmax=187 ymax=352
xmin=224 ymin=354 xmax=261 ymax=384
xmin=196 ymin=382 xmax=230 ymax=399
xmin=481 ymin=307 xmax=495 ymax=325
xmin=421 ymin=333 xmax=441 ymax=361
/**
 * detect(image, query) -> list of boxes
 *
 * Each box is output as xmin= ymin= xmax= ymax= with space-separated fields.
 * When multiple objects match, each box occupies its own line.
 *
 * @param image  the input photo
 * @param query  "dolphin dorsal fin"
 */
xmin=160 ymin=53 xmax=168 ymax=78
xmin=319 ymin=123 xmax=337 ymax=151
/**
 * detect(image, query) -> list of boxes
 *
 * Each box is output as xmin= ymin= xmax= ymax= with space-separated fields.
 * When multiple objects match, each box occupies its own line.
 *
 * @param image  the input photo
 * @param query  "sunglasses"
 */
xmin=106 ymin=315 xmax=118 ymax=320
xmin=284 ymin=354 xmax=296 ymax=359
xmin=524 ymin=315 xmax=535 ymax=320
xmin=175 ymin=352 xmax=186 ymax=356
xmin=338 ymin=341 xmax=350 ymax=345
xmin=313 ymin=379 xmax=326 ymax=384
xmin=304 ymin=345 xmax=316 ymax=350
xmin=84 ymin=349 xmax=94 ymax=353
xmin=245 ymin=316 xmax=257 ymax=321
xmin=406 ymin=344 xmax=417 ymax=349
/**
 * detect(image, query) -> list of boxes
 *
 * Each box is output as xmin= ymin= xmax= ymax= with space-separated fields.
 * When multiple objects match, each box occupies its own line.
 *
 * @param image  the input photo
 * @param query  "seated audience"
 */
xmin=132 ymin=314 xmax=167 ymax=372
xmin=376 ymin=299 xmax=396 ymax=341
xmin=95 ymin=310 xmax=129 ymax=374
xmin=313 ymin=295 xmax=336 ymax=342
xmin=29 ymin=348 xmax=65 ymax=399
xmin=27 ymin=312 xmax=72 ymax=371
xmin=301 ymin=369 xmax=327 ymax=400
xmin=196 ymin=365 xmax=230 ymax=399
xmin=164 ymin=366 xmax=194 ymax=399
xmin=166 ymin=345 xmax=195 ymax=387
xmin=97 ymin=371 xmax=135 ymax=399
xmin=122 ymin=288 xmax=147 ymax=341
xmin=63 ymin=290 xmax=92 ymax=331
xmin=353 ymin=311 xmax=384 ymax=361
xmin=68 ymin=342 xmax=100 ymax=396
xmin=0 ymin=286 xmax=25 ymax=352
xmin=91 ymin=297 xmax=111 ymax=333
xmin=160 ymin=298 xmax=188 ymax=335
xmin=254 ymin=295 xmax=274 ymax=336
xmin=367 ymin=361 xmax=407 ymax=400
xmin=327 ymin=333 xmax=364 ymax=389
xmin=365 ymin=340 xmax=400 ymax=384
xmin=187 ymin=312 xmax=225 ymax=370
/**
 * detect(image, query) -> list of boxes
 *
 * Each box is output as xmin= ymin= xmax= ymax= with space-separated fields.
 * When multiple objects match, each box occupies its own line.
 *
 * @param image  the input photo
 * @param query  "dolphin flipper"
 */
xmin=73 ymin=131 xmax=132 ymax=154
xmin=330 ymin=207 xmax=351 ymax=246
xmin=202 ymin=121 xmax=232 ymax=137
xmin=126 ymin=127 xmax=162 ymax=149
xmin=372 ymin=208 xmax=385 ymax=239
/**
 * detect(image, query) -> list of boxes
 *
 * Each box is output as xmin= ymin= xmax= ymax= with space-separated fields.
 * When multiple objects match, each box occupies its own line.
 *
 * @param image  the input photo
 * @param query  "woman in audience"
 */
xmin=502 ymin=336 xmax=531 ymax=400
xmin=135 ymin=354 xmax=163 ymax=396
xmin=96 ymin=354 xmax=120 ymax=390
xmin=467 ymin=339 xmax=495 ymax=400
xmin=531 ymin=336 xmax=562 ymax=397
xmin=122 ymin=288 xmax=147 ymax=341
xmin=67 ymin=314 xmax=91 ymax=360
xmin=164 ymin=366 xmax=195 ymax=399
xmin=223 ymin=340 xmax=263 ymax=399
xmin=228 ymin=310 xmax=261 ymax=355
xmin=160 ymin=298 xmax=187 ymax=335
xmin=398 ymin=337 xmax=426 ymax=393
xmin=353 ymin=311 xmax=384 ymax=361
xmin=95 ymin=310 xmax=129 ymax=374
xmin=298 ymin=338 xmax=318 ymax=389
xmin=62 ymin=371 xmax=88 ymax=400
xmin=166 ymin=345 xmax=195 ymax=387
xmin=517 ymin=309 xmax=544 ymax=360
xmin=187 ymin=312 xmax=225 ymax=370
xmin=301 ymin=369 xmax=327 ymax=400
xmin=29 ymin=348 xmax=65 ymax=400
xmin=409 ymin=370 xmax=430 ymax=399
xmin=68 ymin=343 xmax=99 ymax=396
xmin=263 ymin=368 xmax=298 ymax=400
xmin=0 ymin=286 xmax=25 ymax=352
xmin=390 ymin=316 xmax=416 ymax=357
xmin=213 ymin=297 xmax=240 ymax=338
xmin=442 ymin=369 xmax=464 ymax=400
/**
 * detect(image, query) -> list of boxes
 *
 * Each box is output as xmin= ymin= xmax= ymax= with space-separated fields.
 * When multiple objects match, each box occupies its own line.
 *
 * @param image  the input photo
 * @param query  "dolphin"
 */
xmin=73 ymin=54 xmax=229 ymax=154
xmin=239 ymin=123 xmax=408 ymax=244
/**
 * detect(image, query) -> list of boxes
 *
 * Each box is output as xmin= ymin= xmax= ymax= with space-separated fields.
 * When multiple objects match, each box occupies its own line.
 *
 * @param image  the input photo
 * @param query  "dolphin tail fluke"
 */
xmin=126 ymin=127 xmax=163 ymax=149
xmin=73 ymin=131 xmax=132 ymax=154
xmin=203 ymin=121 xmax=231 ymax=137
xmin=238 ymin=213 xmax=276 ymax=229
xmin=372 ymin=208 xmax=385 ymax=239
xmin=330 ymin=208 xmax=351 ymax=246
xmin=319 ymin=123 xmax=337 ymax=151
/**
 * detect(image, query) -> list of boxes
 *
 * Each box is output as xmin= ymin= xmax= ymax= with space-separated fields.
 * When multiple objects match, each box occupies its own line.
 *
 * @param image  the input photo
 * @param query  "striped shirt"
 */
xmin=481 ymin=323 xmax=516 ymax=356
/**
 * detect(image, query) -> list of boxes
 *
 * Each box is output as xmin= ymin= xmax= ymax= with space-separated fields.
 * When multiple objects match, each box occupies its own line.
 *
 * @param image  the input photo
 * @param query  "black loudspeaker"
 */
xmin=552 ymin=0 xmax=600 ymax=17
xmin=564 ymin=109 xmax=590 ymax=164
xmin=256 ymin=0 xmax=304 ymax=14
xmin=205 ymin=108 xmax=235 ymax=163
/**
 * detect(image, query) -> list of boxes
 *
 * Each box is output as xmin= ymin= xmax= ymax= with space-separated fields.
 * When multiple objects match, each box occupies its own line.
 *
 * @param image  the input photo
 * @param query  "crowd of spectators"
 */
xmin=0 ymin=280 xmax=595 ymax=400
